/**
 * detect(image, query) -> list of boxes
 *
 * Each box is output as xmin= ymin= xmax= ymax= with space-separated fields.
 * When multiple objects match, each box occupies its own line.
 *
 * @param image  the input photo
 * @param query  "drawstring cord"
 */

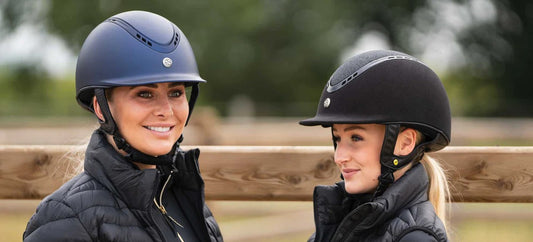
xmin=153 ymin=171 xmax=185 ymax=242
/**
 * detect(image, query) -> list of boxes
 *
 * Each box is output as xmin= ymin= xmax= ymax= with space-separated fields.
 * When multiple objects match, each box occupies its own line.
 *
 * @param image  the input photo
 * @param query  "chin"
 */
xmin=344 ymin=183 xmax=365 ymax=195
xmin=143 ymin=145 xmax=175 ymax=157
xmin=345 ymin=187 xmax=358 ymax=194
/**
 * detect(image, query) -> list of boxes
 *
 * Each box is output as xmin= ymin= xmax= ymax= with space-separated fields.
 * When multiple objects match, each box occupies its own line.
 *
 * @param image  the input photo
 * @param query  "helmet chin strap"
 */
xmin=112 ymin=134 xmax=180 ymax=166
xmin=94 ymin=88 xmax=190 ymax=166
xmin=373 ymin=124 xmax=426 ymax=198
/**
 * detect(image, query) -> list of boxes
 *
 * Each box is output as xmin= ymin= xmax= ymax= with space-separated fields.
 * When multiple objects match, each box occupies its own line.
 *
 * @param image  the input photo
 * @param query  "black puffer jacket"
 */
xmin=24 ymin=130 xmax=223 ymax=242
xmin=309 ymin=163 xmax=447 ymax=242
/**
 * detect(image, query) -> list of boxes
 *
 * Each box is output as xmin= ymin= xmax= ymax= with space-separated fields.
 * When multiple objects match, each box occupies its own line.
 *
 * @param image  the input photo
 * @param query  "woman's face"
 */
xmin=332 ymin=123 xmax=385 ymax=194
xmin=108 ymin=82 xmax=188 ymax=157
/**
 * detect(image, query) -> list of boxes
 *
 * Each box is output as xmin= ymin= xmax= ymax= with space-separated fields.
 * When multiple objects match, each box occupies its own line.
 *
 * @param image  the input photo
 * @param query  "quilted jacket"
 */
xmin=309 ymin=163 xmax=448 ymax=242
xmin=23 ymin=130 xmax=223 ymax=242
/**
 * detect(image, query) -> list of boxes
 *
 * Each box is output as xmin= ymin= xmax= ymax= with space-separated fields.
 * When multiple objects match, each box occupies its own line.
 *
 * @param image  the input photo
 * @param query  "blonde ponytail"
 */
xmin=420 ymin=154 xmax=451 ymax=231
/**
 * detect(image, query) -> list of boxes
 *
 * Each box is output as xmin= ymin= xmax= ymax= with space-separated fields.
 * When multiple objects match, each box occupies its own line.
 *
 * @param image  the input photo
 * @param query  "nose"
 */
xmin=334 ymin=141 xmax=350 ymax=165
xmin=154 ymin=96 xmax=174 ymax=117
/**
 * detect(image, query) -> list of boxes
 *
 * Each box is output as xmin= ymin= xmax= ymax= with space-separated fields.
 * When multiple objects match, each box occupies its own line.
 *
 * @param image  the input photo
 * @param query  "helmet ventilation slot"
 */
xmin=135 ymin=33 xmax=153 ymax=46
xmin=107 ymin=17 xmax=180 ymax=53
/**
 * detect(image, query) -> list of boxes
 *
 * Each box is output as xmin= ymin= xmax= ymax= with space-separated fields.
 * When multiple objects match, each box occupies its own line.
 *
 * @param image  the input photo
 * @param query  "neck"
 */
xmin=133 ymin=162 xmax=156 ymax=170
xmin=105 ymin=134 xmax=157 ymax=170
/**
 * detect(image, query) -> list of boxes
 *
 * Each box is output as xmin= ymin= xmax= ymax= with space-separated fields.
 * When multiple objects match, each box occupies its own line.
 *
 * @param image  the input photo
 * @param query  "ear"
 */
xmin=394 ymin=128 xmax=417 ymax=156
xmin=93 ymin=96 xmax=105 ymax=122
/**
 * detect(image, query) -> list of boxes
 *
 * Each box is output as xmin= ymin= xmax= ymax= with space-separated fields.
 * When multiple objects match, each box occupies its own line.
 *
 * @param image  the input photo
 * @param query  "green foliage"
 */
xmin=1 ymin=0 xmax=532 ymax=117
xmin=38 ymin=0 xmax=426 ymax=116
xmin=453 ymin=0 xmax=533 ymax=116
xmin=442 ymin=69 xmax=502 ymax=116
xmin=0 ymin=67 xmax=85 ymax=117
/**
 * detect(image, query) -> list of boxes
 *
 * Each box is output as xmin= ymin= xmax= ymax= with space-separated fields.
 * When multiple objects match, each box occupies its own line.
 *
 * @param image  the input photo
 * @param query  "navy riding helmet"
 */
xmin=75 ymin=10 xmax=205 ymax=165
xmin=300 ymin=50 xmax=451 ymax=195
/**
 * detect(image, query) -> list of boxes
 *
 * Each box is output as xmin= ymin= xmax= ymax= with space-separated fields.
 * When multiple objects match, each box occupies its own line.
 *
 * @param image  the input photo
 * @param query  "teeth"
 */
xmin=146 ymin=126 xmax=171 ymax=132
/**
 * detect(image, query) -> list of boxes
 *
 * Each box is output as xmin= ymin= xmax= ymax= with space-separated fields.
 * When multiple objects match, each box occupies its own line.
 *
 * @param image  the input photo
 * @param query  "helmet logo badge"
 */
xmin=324 ymin=98 xmax=331 ymax=108
xmin=162 ymin=57 xmax=173 ymax=68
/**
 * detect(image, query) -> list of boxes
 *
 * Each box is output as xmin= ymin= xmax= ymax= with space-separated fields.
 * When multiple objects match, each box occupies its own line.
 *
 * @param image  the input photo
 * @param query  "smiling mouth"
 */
xmin=144 ymin=126 xmax=173 ymax=132
xmin=342 ymin=168 xmax=360 ymax=178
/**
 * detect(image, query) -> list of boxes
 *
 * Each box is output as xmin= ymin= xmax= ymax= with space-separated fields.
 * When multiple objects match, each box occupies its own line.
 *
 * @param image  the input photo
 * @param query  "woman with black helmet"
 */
xmin=24 ymin=11 xmax=223 ymax=242
xmin=300 ymin=50 xmax=451 ymax=242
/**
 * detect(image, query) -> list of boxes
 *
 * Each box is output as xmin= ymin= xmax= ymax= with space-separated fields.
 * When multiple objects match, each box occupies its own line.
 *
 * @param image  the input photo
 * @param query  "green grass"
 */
xmin=0 ymin=213 xmax=34 ymax=242
xmin=454 ymin=220 xmax=533 ymax=242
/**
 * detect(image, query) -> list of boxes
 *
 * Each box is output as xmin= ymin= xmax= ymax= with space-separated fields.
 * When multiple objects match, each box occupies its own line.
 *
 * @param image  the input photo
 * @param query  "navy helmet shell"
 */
xmin=75 ymin=10 xmax=205 ymax=111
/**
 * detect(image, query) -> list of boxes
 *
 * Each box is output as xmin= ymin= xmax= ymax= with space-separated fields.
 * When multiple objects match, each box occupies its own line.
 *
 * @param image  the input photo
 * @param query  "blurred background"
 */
xmin=0 ymin=0 xmax=532 ymax=241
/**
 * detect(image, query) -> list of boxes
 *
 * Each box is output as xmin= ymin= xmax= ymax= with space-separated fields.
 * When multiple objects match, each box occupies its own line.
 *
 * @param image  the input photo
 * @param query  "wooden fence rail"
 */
xmin=1 ymin=145 xmax=532 ymax=202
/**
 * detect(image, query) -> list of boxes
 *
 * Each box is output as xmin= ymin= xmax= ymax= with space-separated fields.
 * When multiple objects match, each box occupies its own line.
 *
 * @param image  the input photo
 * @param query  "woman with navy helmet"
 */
xmin=24 ymin=11 xmax=223 ymax=241
xmin=300 ymin=50 xmax=451 ymax=241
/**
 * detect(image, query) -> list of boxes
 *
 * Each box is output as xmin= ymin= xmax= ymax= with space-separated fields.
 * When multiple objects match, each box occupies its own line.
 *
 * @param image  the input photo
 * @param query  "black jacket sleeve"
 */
xmin=398 ymin=230 xmax=438 ymax=242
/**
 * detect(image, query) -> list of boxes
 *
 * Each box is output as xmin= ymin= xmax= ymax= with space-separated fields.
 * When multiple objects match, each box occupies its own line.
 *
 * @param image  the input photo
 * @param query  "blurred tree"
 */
xmin=440 ymin=0 xmax=533 ymax=116
xmin=1 ymin=0 xmax=531 ymax=117
xmin=38 ymin=0 xmax=425 ymax=116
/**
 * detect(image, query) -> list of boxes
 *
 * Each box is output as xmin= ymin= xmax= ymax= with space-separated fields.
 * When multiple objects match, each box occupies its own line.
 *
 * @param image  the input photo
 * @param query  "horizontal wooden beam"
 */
xmin=1 ymin=145 xmax=532 ymax=202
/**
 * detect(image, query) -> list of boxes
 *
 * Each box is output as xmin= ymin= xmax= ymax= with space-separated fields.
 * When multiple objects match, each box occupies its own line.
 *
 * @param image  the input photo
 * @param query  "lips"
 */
xmin=342 ymin=168 xmax=360 ymax=179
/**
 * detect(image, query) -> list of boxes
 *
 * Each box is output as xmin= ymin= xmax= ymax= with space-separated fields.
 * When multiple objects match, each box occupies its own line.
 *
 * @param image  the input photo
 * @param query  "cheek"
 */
xmin=174 ymin=101 xmax=189 ymax=121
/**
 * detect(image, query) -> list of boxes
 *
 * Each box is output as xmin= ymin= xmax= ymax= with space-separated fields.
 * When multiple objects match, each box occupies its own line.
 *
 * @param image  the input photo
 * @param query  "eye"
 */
xmin=332 ymin=135 xmax=340 ymax=143
xmin=137 ymin=91 xmax=152 ymax=98
xmin=169 ymin=89 xmax=183 ymax=97
xmin=351 ymin=135 xmax=363 ymax=142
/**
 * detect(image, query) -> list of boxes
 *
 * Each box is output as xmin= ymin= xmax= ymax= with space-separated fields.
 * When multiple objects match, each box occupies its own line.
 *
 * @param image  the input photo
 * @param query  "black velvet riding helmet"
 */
xmin=300 ymin=50 xmax=451 ymax=196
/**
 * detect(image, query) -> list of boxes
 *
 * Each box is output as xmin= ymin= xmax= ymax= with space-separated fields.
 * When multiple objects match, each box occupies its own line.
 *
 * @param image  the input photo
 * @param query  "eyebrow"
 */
xmin=332 ymin=125 xmax=367 ymax=132
xmin=129 ymin=82 xmax=184 ymax=89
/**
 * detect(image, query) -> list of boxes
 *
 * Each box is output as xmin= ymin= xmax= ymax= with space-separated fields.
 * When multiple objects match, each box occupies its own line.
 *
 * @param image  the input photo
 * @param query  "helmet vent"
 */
xmin=107 ymin=17 xmax=180 ymax=53
xmin=135 ymin=33 xmax=153 ymax=46
xmin=327 ymin=56 xmax=419 ymax=93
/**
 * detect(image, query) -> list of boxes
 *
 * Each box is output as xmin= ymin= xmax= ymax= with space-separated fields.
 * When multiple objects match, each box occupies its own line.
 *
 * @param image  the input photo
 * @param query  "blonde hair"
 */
xmin=59 ymin=138 xmax=90 ymax=182
xmin=420 ymin=154 xmax=451 ymax=231
xmin=410 ymin=129 xmax=450 ymax=231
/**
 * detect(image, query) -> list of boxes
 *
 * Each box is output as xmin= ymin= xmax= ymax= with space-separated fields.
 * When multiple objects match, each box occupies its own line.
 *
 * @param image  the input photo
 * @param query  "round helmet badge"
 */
xmin=324 ymin=98 xmax=331 ymax=108
xmin=162 ymin=57 xmax=173 ymax=68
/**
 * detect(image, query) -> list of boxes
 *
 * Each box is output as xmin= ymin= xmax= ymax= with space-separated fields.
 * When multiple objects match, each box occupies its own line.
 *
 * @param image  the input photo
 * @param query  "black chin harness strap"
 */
xmin=186 ymin=84 xmax=199 ymax=126
xmin=374 ymin=124 xmax=401 ymax=197
xmin=113 ymin=134 xmax=180 ymax=166
xmin=374 ymin=124 xmax=426 ymax=197
xmin=95 ymin=89 xmax=118 ymax=135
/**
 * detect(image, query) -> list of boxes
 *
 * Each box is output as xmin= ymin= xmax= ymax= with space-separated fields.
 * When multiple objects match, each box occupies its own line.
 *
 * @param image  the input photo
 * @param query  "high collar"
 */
xmin=343 ymin=163 xmax=429 ymax=233
xmin=84 ymin=130 xmax=160 ymax=210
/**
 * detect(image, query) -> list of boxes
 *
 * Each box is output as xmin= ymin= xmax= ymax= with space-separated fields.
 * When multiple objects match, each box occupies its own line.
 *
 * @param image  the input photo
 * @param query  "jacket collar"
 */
xmin=84 ymin=130 xmax=160 ymax=210
xmin=342 ymin=163 xmax=429 ymax=233
xmin=313 ymin=163 xmax=430 ymax=241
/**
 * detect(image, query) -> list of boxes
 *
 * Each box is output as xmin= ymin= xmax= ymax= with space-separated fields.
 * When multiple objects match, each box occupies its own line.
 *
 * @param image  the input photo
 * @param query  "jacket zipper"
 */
xmin=153 ymin=170 xmax=186 ymax=242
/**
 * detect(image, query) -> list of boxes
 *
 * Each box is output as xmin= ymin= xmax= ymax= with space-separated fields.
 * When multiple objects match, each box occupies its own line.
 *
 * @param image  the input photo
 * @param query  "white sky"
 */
xmin=0 ymin=23 xmax=76 ymax=78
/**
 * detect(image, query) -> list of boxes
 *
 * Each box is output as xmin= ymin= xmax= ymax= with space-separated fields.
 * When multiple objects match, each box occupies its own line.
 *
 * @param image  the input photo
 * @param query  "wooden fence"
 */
xmin=1 ymin=145 xmax=532 ymax=202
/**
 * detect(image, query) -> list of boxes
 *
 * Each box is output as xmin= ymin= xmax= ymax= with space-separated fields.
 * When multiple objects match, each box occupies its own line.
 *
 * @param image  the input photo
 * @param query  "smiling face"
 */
xmin=102 ymin=82 xmax=189 ymax=157
xmin=332 ymin=123 xmax=386 ymax=194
